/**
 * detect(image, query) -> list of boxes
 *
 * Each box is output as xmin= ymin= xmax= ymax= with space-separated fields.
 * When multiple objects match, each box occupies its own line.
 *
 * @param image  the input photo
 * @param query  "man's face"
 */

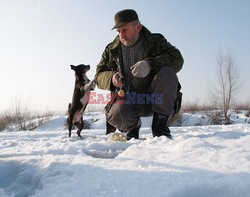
xmin=117 ymin=22 xmax=142 ymax=47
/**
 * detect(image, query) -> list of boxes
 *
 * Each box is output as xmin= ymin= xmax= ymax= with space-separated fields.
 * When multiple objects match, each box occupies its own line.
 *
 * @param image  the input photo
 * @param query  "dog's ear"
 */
xmin=70 ymin=65 xmax=76 ymax=70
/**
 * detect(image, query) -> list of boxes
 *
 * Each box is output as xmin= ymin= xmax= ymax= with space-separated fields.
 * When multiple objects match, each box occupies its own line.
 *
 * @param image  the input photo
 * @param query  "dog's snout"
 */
xmin=84 ymin=65 xmax=90 ymax=72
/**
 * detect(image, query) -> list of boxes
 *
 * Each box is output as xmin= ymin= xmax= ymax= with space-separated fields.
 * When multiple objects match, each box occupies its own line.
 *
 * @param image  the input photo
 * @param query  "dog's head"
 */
xmin=70 ymin=64 xmax=90 ymax=84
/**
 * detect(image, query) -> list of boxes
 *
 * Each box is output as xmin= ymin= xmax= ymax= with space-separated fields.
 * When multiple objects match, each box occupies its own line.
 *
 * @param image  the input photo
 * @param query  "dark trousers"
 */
xmin=106 ymin=67 xmax=178 ymax=132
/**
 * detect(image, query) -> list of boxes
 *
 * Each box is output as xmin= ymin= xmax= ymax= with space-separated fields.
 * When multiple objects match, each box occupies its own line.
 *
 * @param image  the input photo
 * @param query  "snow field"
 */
xmin=0 ymin=115 xmax=250 ymax=197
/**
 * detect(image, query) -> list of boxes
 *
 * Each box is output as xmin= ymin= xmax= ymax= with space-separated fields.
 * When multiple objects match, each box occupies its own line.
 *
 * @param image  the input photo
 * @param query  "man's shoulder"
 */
xmin=151 ymin=33 xmax=165 ymax=39
xmin=142 ymin=26 xmax=166 ymax=43
xmin=105 ymin=36 xmax=120 ymax=50
xmin=150 ymin=33 xmax=166 ymax=44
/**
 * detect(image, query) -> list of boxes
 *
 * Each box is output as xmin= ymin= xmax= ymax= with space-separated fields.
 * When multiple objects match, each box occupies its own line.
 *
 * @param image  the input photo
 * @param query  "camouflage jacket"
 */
xmin=95 ymin=26 xmax=184 ymax=91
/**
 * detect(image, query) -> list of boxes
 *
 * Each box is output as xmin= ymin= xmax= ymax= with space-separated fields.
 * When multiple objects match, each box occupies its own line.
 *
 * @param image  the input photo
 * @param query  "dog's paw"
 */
xmin=84 ymin=81 xmax=96 ymax=91
xmin=90 ymin=81 xmax=96 ymax=90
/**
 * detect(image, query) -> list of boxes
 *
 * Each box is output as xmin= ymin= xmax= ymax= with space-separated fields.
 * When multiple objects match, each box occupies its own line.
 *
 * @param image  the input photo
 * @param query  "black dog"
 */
xmin=67 ymin=64 xmax=96 ymax=138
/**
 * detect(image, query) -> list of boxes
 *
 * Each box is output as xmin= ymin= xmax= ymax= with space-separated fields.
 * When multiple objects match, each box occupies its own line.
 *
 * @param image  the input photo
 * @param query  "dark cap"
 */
xmin=112 ymin=9 xmax=139 ymax=30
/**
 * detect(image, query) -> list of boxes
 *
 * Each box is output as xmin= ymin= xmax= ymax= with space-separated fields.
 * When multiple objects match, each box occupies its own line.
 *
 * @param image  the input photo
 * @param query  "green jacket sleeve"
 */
xmin=145 ymin=34 xmax=184 ymax=74
xmin=95 ymin=46 xmax=116 ymax=91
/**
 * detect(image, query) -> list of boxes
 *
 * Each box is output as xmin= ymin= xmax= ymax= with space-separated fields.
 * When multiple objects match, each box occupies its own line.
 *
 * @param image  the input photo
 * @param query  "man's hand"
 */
xmin=112 ymin=72 xmax=124 ymax=88
xmin=131 ymin=60 xmax=151 ymax=78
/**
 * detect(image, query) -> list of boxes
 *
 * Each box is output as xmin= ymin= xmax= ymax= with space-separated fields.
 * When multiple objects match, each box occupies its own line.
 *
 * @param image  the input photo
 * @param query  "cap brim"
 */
xmin=111 ymin=21 xmax=130 ymax=30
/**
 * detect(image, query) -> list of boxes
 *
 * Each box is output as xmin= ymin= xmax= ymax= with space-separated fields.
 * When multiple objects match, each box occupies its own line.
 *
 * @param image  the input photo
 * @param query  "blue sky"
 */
xmin=0 ymin=0 xmax=249 ymax=112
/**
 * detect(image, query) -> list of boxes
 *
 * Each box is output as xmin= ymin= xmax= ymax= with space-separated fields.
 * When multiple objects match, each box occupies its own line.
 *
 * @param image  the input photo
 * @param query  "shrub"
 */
xmin=0 ymin=97 xmax=53 ymax=132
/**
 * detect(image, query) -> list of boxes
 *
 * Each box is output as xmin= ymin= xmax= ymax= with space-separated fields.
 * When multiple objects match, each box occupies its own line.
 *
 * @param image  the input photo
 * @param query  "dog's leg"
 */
xmin=84 ymin=80 xmax=96 ymax=91
xmin=67 ymin=103 xmax=73 ymax=137
xmin=67 ymin=116 xmax=73 ymax=137
xmin=77 ymin=116 xmax=84 ymax=138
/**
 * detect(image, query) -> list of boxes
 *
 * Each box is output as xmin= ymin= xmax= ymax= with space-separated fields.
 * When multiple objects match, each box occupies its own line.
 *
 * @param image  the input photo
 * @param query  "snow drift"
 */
xmin=0 ymin=112 xmax=250 ymax=197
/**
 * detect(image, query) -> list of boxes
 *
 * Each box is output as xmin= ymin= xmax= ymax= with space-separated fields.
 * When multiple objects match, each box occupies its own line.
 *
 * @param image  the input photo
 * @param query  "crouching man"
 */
xmin=95 ymin=9 xmax=184 ymax=140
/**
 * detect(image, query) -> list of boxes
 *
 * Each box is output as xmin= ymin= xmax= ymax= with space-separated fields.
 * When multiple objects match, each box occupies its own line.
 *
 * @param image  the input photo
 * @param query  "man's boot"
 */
xmin=126 ymin=126 xmax=140 ymax=140
xmin=106 ymin=121 xmax=116 ymax=135
xmin=126 ymin=119 xmax=141 ymax=140
xmin=152 ymin=112 xmax=172 ymax=139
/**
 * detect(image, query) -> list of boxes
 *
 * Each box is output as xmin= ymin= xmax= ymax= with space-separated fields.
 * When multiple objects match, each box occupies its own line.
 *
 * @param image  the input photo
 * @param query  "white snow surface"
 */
xmin=1 ymin=112 xmax=250 ymax=197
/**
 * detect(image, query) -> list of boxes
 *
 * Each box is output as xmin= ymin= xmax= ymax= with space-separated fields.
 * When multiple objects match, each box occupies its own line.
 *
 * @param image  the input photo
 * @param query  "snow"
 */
xmin=1 ymin=112 xmax=250 ymax=197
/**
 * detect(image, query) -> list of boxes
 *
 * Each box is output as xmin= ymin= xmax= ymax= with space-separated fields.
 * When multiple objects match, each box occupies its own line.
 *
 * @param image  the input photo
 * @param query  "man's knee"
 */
xmin=156 ymin=67 xmax=178 ymax=83
xmin=151 ymin=67 xmax=178 ymax=91
xmin=106 ymin=102 xmax=139 ymax=132
xmin=150 ymin=67 xmax=179 ymax=115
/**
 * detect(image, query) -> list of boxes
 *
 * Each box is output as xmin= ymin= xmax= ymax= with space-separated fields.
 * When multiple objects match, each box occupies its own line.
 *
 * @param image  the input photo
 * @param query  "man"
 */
xmin=95 ymin=9 xmax=183 ymax=140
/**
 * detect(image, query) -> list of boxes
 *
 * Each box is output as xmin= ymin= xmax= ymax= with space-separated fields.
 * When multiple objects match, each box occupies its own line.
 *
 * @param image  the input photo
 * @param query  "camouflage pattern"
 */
xmin=95 ymin=26 xmax=184 ymax=91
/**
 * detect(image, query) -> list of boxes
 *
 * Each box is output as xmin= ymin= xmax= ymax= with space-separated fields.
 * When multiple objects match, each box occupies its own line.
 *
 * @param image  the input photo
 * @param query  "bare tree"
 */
xmin=209 ymin=50 xmax=243 ymax=123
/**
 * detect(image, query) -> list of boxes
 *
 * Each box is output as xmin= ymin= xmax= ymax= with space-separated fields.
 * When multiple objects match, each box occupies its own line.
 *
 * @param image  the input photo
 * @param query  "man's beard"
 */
xmin=121 ymin=34 xmax=139 ymax=47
